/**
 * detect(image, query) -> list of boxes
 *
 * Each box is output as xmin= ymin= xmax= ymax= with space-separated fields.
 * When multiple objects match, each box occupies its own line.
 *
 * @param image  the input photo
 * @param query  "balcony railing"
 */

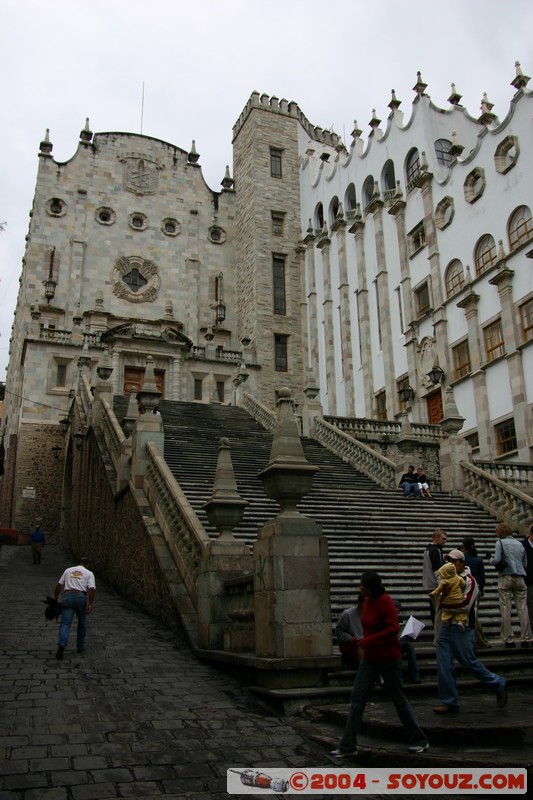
xmin=461 ymin=460 xmax=533 ymax=534
xmin=473 ymin=460 xmax=533 ymax=488
xmin=324 ymin=416 xmax=445 ymax=441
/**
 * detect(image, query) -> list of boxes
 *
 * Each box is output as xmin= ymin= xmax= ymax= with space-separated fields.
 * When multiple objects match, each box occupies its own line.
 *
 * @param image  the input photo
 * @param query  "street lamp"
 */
xmin=398 ymin=384 xmax=415 ymax=403
xmin=427 ymin=363 xmax=445 ymax=385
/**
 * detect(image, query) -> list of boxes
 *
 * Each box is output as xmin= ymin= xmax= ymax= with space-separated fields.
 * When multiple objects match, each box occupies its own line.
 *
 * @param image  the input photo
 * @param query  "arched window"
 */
xmin=445 ymin=260 xmax=465 ymax=298
xmin=344 ymin=183 xmax=356 ymax=211
xmin=434 ymin=139 xmax=453 ymax=167
xmin=405 ymin=148 xmax=420 ymax=189
xmin=362 ymin=176 xmax=374 ymax=209
xmin=508 ymin=205 xmax=533 ymax=251
xmin=474 ymin=234 xmax=497 ymax=277
xmin=381 ymin=159 xmax=396 ymax=193
xmin=328 ymin=196 xmax=340 ymax=225
xmin=314 ymin=203 xmax=324 ymax=230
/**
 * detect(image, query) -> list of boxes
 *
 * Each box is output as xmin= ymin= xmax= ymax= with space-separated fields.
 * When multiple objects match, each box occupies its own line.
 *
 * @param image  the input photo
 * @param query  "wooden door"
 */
xmin=426 ymin=390 xmax=443 ymax=424
xmin=123 ymin=367 xmax=165 ymax=397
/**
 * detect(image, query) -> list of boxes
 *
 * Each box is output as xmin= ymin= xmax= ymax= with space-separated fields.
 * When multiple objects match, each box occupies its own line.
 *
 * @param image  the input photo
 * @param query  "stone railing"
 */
xmin=189 ymin=346 xmax=243 ymax=364
xmin=144 ymin=442 xmax=210 ymax=609
xmin=473 ymin=461 xmax=533 ymax=489
xmin=100 ymin=395 xmax=126 ymax=471
xmin=223 ymin=574 xmax=255 ymax=653
xmin=324 ymin=416 xmax=445 ymax=441
xmin=461 ymin=461 xmax=533 ymax=534
xmin=80 ymin=374 xmax=93 ymax=419
xmin=314 ymin=417 xmax=397 ymax=489
xmin=242 ymin=391 xmax=276 ymax=431
xmin=39 ymin=329 xmax=101 ymax=347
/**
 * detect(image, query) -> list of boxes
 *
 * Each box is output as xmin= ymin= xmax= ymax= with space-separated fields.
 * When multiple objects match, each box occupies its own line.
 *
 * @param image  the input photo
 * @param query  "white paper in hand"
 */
xmin=400 ymin=615 xmax=425 ymax=640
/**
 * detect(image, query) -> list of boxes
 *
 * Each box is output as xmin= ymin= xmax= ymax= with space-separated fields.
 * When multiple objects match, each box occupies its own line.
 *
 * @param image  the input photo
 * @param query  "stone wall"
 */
xmin=67 ymin=425 xmax=185 ymax=637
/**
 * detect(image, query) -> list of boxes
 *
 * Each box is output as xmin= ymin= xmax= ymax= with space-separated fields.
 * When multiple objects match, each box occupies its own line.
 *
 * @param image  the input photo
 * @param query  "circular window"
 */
xmin=161 ymin=217 xmax=181 ymax=237
xmin=435 ymin=196 xmax=454 ymax=230
xmin=128 ymin=212 xmax=148 ymax=231
xmin=208 ymin=226 xmax=226 ymax=244
xmin=464 ymin=168 xmax=486 ymax=204
xmin=47 ymin=197 xmax=66 ymax=217
xmin=96 ymin=206 xmax=116 ymax=226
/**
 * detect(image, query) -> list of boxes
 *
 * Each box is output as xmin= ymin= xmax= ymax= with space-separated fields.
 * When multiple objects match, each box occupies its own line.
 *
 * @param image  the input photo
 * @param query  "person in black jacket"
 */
xmin=399 ymin=465 xmax=420 ymax=498
xmin=462 ymin=536 xmax=491 ymax=649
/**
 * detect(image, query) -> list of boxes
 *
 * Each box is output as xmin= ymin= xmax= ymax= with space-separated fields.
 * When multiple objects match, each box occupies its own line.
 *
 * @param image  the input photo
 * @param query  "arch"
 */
xmin=344 ymin=183 xmax=357 ymax=211
xmin=314 ymin=202 xmax=324 ymax=230
xmin=381 ymin=159 xmax=396 ymax=193
xmin=508 ymin=205 xmax=532 ymax=251
xmin=474 ymin=234 xmax=497 ymax=277
xmin=328 ymin=195 xmax=340 ymax=225
xmin=362 ymin=175 xmax=374 ymax=208
xmin=405 ymin=148 xmax=420 ymax=188
xmin=434 ymin=139 xmax=453 ymax=167
xmin=444 ymin=259 xmax=465 ymax=298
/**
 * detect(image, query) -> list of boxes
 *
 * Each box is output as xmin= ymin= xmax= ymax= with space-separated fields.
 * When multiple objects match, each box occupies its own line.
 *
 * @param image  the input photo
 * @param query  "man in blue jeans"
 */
xmin=54 ymin=557 xmax=96 ymax=660
xmin=433 ymin=549 xmax=507 ymax=713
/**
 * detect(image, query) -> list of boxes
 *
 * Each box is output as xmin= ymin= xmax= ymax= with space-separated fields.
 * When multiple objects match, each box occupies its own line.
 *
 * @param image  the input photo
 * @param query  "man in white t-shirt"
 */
xmin=54 ymin=557 xmax=96 ymax=660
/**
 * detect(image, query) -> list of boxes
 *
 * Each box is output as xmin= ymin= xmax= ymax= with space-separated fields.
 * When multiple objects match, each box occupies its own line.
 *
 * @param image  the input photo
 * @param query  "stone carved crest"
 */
xmin=417 ymin=336 xmax=437 ymax=387
xmin=112 ymin=255 xmax=160 ymax=303
xmin=120 ymin=153 xmax=162 ymax=195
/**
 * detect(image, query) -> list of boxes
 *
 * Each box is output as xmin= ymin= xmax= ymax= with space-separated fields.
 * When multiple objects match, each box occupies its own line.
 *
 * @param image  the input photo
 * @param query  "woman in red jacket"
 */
xmin=331 ymin=571 xmax=428 ymax=758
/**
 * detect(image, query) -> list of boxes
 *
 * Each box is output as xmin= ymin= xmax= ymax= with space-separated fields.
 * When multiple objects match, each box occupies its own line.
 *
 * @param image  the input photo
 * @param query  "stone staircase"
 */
xmin=113 ymin=397 xmax=528 ymax=646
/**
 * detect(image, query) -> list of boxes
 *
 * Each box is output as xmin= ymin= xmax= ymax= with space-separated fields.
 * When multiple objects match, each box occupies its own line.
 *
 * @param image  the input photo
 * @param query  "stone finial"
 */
xmin=511 ymin=60 xmax=530 ymax=91
xmin=335 ymin=202 xmax=344 ymax=221
xmin=441 ymin=386 xmax=465 ymax=435
xmin=464 ymin=264 xmax=473 ymax=285
xmin=481 ymin=92 xmax=494 ymax=112
xmin=165 ymin=299 xmax=173 ymax=318
xmin=351 ymin=119 xmax=362 ymax=139
xmin=449 ymin=131 xmax=465 ymax=157
xmin=419 ymin=151 xmax=429 ymax=172
xmin=39 ymin=128 xmax=53 ymax=156
xmin=121 ymin=387 xmax=139 ymax=438
xmin=203 ymin=438 xmax=248 ymax=541
xmin=448 ymin=83 xmax=462 ymax=105
xmin=413 ymin=71 xmax=428 ymax=96
xmin=394 ymin=179 xmax=403 ymax=199
xmin=95 ymin=290 xmax=104 ymax=309
xmin=497 ymin=239 xmax=507 ymax=262
xmin=307 ymin=219 xmax=314 ymax=235
xmin=478 ymin=94 xmax=497 ymax=125
xmin=80 ymin=117 xmax=93 ymax=143
xmin=221 ymin=165 xmax=234 ymax=189
xmin=137 ymin=355 xmax=161 ymax=411
xmin=372 ymin=180 xmax=381 ymax=201
xmin=388 ymin=89 xmax=402 ymax=111
xmin=369 ymin=109 xmax=381 ymax=129
xmin=258 ymin=387 xmax=318 ymax=517
xmin=187 ymin=140 xmax=200 ymax=164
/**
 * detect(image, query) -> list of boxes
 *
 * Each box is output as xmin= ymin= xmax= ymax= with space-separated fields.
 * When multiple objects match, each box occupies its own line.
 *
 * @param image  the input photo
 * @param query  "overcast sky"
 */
xmin=1 ymin=0 xmax=532 ymax=376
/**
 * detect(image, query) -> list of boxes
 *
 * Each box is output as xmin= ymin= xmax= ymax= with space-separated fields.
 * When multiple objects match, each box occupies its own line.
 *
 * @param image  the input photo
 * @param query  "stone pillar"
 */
xmin=197 ymin=438 xmax=252 ymax=650
xmin=349 ymin=209 xmax=374 ymax=416
xmin=439 ymin=387 xmax=470 ymax=492
xmin=332 ymin=212 xmax=355 ymax=415
xmin=253 ymin=389 xmax=334 ymax=678
xmin=316 ymin=229 xmax=337 ymax=412
xmin=303 ymin=227 xmax=320 ymax=380
xmin=301 ymin=371 xmax=323 ymax=438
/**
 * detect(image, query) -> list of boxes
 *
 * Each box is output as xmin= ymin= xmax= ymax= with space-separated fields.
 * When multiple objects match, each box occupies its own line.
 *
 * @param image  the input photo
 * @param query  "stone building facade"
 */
xmin=1 ymin=65 xmax=533 ymax=538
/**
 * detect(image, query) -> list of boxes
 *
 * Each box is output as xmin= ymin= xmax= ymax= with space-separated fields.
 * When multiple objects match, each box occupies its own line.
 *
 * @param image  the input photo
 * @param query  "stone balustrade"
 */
xmin=324 ymin=415 xmax=445 ymax=441
xmin=101 ymin=395 xmax=126 ymax=470
xmin=144 ymin=442 xmax=210 ymax=609
xmin=39 ymin=328 xmax=101 ymax=347
xmin=314 ymin=417 xmax=397 ymax=489
xmin=242 ymin=391 xmax=276 ymax=431
xmin=473 ymin=460 xmax=533 ymax=489
xmin=461 ymin=460 xmax=533 ymax=534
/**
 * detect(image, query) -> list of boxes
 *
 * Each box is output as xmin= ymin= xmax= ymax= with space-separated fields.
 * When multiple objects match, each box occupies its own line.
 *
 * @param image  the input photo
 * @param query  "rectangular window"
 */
xmin=271 ymin=211 xmax=285 ymax=237
xmin=408 ymin=222 xmax=426 ymax=256
xmin=274 ymin=334 xmax=288 ymax=372
xmin=375 ymin=390 xmax=387 ymax=420
xmin=272 ymin=254 xmax=286 ymax=315
xmin=194 ymin=378 xmax=203 ymax=401
xmin=270 ymin=147 xmax=282 ymax=178
xmin=452 ymin=340 xmax=471 ymax=380
xmin=519 ymin=298 xmax=533 ymax=342
xmin=465 ymin=431 xmax=480 ymax=453
xmin=484 ymin=319 xmax=505 ymax=362
xmin=56 ymin=364 xmax=67 ymax=387
xmin=216 ymin=381 xmax=225 ymax=403
xmin=495 ymin=418 xmax=517 ymax=455
xmin=415 ymin=283 xmax=431 ymax=317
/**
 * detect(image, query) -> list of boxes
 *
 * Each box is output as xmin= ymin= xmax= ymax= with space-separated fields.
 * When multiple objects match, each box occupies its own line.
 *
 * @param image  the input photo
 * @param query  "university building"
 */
xmin=1 ymin=63 xmax=532 ymax=538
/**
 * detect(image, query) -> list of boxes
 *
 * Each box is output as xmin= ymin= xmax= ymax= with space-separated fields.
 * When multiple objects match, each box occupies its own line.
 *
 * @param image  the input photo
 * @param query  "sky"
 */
xmin=1 ymin=0 xmax=532 ymax=377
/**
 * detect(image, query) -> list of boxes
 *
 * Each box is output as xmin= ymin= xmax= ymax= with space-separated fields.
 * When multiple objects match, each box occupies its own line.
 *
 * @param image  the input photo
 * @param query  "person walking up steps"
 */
xmin=54 ymin=557 xmax=96 ymax=660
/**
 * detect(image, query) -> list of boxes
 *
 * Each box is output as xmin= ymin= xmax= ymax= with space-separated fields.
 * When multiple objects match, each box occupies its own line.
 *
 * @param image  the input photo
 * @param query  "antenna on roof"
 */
xmin=140 ymin=81 xmax=145 ymax=134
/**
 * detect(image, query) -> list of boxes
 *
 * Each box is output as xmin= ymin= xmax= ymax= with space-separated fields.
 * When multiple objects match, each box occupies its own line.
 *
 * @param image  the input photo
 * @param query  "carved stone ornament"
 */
xmin=112 ymin=255 xmax=160 ymax=303
xmin=119 ymin=153 xmax=163 ymax=196
xmin=417 ymin=337 xmax=436 ymax=387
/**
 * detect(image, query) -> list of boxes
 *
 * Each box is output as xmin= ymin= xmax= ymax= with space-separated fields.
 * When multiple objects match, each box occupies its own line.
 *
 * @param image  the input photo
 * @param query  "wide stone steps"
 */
xmin=113 ymin=398 xmax=526 ymax=644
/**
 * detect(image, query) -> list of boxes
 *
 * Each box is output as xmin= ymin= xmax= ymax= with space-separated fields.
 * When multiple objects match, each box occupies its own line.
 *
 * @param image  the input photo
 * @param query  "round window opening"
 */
xmin=122 ymin=269 xmax=148 ymax=293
